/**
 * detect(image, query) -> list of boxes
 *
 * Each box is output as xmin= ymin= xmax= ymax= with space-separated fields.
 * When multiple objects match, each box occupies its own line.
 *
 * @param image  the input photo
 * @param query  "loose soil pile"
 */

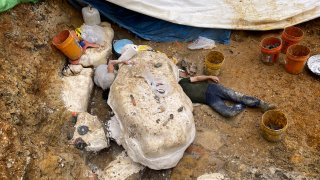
xmin=0 ymin=1 xmax=89 ymax=179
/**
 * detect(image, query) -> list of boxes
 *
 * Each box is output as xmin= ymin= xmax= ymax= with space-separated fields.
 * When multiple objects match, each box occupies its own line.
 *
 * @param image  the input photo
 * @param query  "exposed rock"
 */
xmin=197 ymin=173 xmax=225 ymax=180
xmin=97 ymin=151 xmax=144 ymax=180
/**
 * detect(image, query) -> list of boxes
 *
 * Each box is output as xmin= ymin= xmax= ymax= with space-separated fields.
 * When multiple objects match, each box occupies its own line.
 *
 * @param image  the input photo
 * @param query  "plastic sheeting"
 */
xmin=105 ymin=0 xmax=320 ymax=30
xmin=68 ymin=0 xmax=231 ymax=43
xmin=70 ymin=0 xmax=320 ymax=31
xmin=79 ymin=22 xmax=114 ymax=67
xmin=0 ymin=0 xmax=38 ymax=13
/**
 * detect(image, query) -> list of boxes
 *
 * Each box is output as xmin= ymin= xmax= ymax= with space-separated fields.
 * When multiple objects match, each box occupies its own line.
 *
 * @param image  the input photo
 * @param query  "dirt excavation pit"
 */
xmin=0 ymin=1 xmax=319 ymax=179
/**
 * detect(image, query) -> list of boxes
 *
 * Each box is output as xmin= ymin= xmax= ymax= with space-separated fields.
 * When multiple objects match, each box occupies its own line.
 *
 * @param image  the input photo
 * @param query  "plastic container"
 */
xmin=281 ymin=26 xmax=304 ymax=54
xmin=118 ymin=44 xmax=138 ymax=61
xmin=82 ymin=6 xmax=101 ymax=26
xmin=52 ymin=30 xmax=83 ymax=60
xmin=71 ymin=112 xmax=78 ymax=125
xmin=80 ymin=24 xmax=105 ymax=45
xmin=285 ymin=44 xmax=310 ymax=74
xmin=260 ymin=110 xmax=288 ymax=142
xmin=260 ymin=37 xmax=282 ymax=65
xmin=113 ymin=39 xmax=134 ymax=58
xmin=188 ymin=36 xmax=216 ymax=50
xmin=204 ymin=51 xmax=224 ymax=76
xmin=307 ymin=54 xmax=320 ymax=76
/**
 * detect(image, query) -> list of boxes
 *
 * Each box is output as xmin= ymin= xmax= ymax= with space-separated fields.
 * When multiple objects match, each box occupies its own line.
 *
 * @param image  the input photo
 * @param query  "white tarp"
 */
xmin=106 ymin=0 xmax=320 ymax=30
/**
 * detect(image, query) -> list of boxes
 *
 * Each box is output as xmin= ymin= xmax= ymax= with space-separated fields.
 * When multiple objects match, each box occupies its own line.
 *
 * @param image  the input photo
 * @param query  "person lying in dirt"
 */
xmin=178 ymin=75 xmax=276 ymax=117
xmin=94 ymin=60 xmax=132 ymax=90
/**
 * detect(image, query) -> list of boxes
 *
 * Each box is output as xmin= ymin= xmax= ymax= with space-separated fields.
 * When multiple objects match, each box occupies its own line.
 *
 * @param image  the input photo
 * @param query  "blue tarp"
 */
xmin=68 ymin=0 xmax=230 ymax=44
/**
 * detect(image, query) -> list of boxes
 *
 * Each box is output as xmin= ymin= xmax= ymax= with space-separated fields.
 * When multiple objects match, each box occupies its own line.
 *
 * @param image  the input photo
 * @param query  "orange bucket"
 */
xmin=260 ymin=37 xmax=282 ymax=65
xmin=285 ymin=44 xmax=310 ymax=74
xmin=52 ymin=30 xmax=83 ymax=60
xmin=281 ymin=26 xmax=303 ymax=54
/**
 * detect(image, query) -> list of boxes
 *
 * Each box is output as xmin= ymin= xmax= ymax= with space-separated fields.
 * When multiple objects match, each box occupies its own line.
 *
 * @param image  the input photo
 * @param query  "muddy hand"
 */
xmin=83 ymin=40 xmax=99 ymax=50
xmin=107 ymin=60 xmax=117 ymax=72
xmin=123 ymin=60 xmax=135 ymax=65
xmin=109 ymin=59 xmax=134 ymax=65
xmin=210 ymin=76 xmax=219 ymax=83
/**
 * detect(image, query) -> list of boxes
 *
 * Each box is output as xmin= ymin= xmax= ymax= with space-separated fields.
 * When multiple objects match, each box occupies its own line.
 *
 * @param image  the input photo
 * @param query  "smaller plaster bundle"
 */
xmin=71 ymin=112 xmax=109 ymax=152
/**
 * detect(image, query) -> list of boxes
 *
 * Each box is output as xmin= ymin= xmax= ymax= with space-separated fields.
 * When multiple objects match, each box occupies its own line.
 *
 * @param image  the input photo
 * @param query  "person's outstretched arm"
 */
xmin=190 ymin=75 xmax=219 ymax=83
xmin=107 ymin=60 xmax=133 ymax=73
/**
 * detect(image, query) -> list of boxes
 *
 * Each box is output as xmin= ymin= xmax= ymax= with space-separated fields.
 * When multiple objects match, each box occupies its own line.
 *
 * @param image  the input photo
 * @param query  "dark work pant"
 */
xmin=205 ymin=84 xmax=262 ymax=117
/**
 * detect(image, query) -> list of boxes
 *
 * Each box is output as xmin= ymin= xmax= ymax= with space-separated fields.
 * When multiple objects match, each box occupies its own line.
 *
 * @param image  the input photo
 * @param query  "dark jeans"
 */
xmin=206 ymin=84 xmax=261 ymax=117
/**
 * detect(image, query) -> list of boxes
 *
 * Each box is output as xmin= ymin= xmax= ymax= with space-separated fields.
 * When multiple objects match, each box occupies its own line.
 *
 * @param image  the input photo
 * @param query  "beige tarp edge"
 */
xmin=107 ymin=0 xmax=320 ymax=30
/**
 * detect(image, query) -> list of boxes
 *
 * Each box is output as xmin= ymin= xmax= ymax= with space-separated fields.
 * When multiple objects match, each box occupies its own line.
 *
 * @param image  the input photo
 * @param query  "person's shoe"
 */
xmin=260 ymin=101 xmax=276 ymax=112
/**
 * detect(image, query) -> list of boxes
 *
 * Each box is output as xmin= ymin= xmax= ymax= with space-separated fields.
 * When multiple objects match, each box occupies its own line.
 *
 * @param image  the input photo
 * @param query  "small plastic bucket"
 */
xmin=285 ymin=44 xmax=310 ymax=74
xmin=52 ymin=30 xmax=83 ymax=60
xmin=260 ymin=37 xmax=282 ymax=65
xmin=281 ymin=26 xmax=304 ymax=54
xmin=260 ymin=110 xmax=288 ymax=142
xmin=204 ymin=51 xmax=224 ymax=75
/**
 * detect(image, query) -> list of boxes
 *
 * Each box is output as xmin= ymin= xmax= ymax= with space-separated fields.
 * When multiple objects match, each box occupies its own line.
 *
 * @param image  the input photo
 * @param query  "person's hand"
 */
xmin=108 ymin=60 xmax=119 ymax=65
xmin=123 ymin=60 xmax=135 ymax=65
xmin=107 ymin=63 xmax=115 ymax=73
xmin=209 ymin=76 xmax=219 ymax=83
xmin=109 ymin=60 xmax=135 ymax=65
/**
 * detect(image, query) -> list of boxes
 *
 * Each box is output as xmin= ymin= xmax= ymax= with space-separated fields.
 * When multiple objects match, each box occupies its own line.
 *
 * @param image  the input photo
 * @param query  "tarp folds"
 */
xmin=106 ymin=0 xmax=320 ymax=30
xmin=71 ymin=0 xmax=320 ymax=31
xmin=68 ymin=0 xmax=231 ymax=43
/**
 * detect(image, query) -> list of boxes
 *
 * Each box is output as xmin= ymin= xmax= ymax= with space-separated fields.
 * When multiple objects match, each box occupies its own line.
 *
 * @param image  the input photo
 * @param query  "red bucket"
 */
xmin=281 ymin=26 xmax=304 ymax=54
xmin=260 ymin=37 xmax=282 ymax=65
